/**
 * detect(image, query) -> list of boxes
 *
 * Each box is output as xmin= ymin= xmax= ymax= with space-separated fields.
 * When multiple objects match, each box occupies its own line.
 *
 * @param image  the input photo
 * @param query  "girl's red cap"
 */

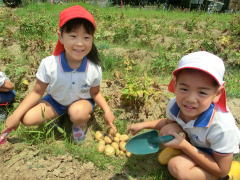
xmin=53 ymin=5 xmax=96 ymax=56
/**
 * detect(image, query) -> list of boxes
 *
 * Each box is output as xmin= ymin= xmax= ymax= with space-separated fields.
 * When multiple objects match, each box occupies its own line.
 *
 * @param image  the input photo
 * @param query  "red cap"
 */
xmin=53 ymin=5 xmax=96 ymax=56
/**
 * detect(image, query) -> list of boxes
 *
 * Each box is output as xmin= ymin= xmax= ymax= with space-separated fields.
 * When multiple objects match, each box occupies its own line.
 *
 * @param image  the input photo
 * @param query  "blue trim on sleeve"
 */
xmin=60 ymin=52 xmax=87 ymax=72
xmin=197 ymin=147 xmax=213 ymax=155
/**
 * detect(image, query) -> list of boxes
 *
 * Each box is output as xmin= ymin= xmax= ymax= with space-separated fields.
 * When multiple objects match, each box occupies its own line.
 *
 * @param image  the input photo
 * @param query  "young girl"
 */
xmin=3 ymin=5 xmax=116 ymax=142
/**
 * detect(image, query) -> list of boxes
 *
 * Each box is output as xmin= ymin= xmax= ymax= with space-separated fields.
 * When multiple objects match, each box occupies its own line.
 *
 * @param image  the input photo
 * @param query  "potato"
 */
xmin=104 ymin=136 xmax=112 ymax=144
xmin=111 ymin=142 xmax=119 ymax=150
xmin=115 ymin=133 xmax=121 ymax=138
xmin=179 ymin=132 xmax=186 ymax=138
xmin=104 ymin=145 xmax=115 ymax=156
xmin=108 ymin=128 xmax=116 ymax=136
xmin=97 ymin=144 xmax=105 ymax=153
xmin=115 ymin=148 xmax=120 ymax=156
xmin=98 ymin=140 xmax=105 ymax=146
xmin=119 ymin=150 xmax=125 ymax=156
xmin=113 ymin=136 xmax=120 ymax=143
xmin=119 ymin=134 xmax=129 ymax=142
xmin=119 ymin=141 xmax=126 ymax=151
xmin=126 ymin=151 xmax=132 ymax=157
xmin=95 ymin=131 xmax=103 ymax=141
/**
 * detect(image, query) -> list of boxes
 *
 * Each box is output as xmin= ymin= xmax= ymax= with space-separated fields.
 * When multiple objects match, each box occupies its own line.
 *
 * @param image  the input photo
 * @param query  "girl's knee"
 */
xmin=68 ymin=102 xmax=92 ymax=123
xmin=68 ymin=109 xmax=91 ymax=123
xmin=21 ymin=112 xmax=40 ymax=126
xmin=22 ymin=108 xmax=50 ymax=126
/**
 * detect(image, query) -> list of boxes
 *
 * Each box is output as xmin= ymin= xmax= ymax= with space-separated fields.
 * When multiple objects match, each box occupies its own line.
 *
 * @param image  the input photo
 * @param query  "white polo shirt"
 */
xmin=166 ymin=98 xmax=240 ymax=154
xmin=36 ymin=52 xmax=102 ymax=106
xmin=0 ymin=72 xmax=8 ymax=87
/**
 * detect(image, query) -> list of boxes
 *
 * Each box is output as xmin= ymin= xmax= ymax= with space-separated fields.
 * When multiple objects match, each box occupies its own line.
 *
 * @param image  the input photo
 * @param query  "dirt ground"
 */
xmin=0 ymin=80 xmax=168 ymax=180
xmin=0 ymin=142 xmax=114 ymax=180
xmin=0 ymin=80 xmax=240 ymax=180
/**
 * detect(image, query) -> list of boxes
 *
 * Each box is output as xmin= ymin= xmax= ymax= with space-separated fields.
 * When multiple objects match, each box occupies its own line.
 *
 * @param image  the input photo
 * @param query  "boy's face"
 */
xmin=174 ymin=70 xmax=221 ymax=122
xmin=59 ymin=24 xmax=93 ymax=64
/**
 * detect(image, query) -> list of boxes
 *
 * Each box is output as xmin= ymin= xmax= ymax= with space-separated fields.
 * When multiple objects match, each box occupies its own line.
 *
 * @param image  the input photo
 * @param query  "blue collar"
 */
xmin=60 ymin=52 xmax=88 ymax=72
xmin=170 ymin=102 xmax=215 ymax=127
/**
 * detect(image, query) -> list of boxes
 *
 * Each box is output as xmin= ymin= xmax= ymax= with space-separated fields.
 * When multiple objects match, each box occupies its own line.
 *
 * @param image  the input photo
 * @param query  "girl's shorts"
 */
xmin=0 ymin=90 xmax=16 ymax=104
xmin=42 ymin=94 xmax=95 ymax=115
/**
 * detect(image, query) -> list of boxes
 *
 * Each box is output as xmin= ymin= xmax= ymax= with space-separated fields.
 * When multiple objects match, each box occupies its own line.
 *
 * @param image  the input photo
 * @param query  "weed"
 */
xmin=133 ymin=20 xmax=144 ymax=37
xmin=100 ymin=53 xmax=121 ymax=72
xmin=184 ymin=17 xmax=197 ymax=32
xmin=200 ymin=38 xmax=218 ymax=53
xmin=17 ymin=108 xmax=66 ymax=144
xmin=151 ymin=52 xmax=178 ymax=76
xmin=228 ymin=15 xmax=240 ymax=39
xmin=113 ymin=24 xmax=130 ymax=43
xmin=17 ymin=16 xmax=50 ymax=52
xmin=121 ymin=75 xmax=160 ymax=110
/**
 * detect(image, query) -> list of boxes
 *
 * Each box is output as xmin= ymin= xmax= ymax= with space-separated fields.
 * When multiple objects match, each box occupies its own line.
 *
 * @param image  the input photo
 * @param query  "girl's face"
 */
xmin=174 ymin=70 xmax=221 ymax=122
xmin=59 ymin=24 xmax=93 ymax=65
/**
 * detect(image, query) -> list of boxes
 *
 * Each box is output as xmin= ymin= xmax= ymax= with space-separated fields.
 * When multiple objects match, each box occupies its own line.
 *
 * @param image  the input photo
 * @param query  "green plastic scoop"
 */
xmin=126 ymin=130 xmax=174 ymax=155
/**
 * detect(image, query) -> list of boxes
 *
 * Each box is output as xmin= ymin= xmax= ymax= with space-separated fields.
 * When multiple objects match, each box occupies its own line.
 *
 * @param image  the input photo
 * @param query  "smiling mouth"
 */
xmin=74 ymin=49 xmax=85 ymax=53
xmin=183 ymin=105 xmax=196 ymax=110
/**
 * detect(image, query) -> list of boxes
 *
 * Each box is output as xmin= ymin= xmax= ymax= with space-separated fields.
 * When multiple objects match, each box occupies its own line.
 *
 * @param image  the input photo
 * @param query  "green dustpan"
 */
xmin=126 ymin=130 xmax=174 ymax=155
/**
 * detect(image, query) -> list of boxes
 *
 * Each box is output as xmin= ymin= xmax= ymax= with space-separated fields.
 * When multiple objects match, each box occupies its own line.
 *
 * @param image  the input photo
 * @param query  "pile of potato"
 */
xmin=94 ymin=128 xmax=132 ymax=157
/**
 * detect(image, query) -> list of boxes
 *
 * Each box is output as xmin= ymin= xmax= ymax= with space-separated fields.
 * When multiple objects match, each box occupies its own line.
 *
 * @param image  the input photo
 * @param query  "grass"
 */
xmin=0 ymin=1 xmax=240 ymax=179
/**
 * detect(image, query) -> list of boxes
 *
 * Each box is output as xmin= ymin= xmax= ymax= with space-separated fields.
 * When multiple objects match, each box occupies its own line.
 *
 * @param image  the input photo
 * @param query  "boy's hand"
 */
xmin=2 ymin=114 xmax=20 ymax=133
xmin=104 ymin=109 xmax=117 ymax=133
xmin=127 ymin=124 xmax=143 ymax=136
xmin=164 ymin=132 xmax=186 ymax=149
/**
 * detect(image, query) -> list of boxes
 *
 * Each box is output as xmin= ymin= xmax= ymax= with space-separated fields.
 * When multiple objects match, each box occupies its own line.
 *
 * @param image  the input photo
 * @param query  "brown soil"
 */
xmin=0 ymin=80 xmax=170 ymax=180
xmin=0 ymin=142 xmax=115 ymax=180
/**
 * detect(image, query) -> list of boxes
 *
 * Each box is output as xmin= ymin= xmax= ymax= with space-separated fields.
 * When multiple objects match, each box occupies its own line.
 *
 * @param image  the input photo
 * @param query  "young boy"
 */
xmin=128 ymin=51 xmax=240 ymax=180
xmin=0 ymin=71 xmax=15 ymax=121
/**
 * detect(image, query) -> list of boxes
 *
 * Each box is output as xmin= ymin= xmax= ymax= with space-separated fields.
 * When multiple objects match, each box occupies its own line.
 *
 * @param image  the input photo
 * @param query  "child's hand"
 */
xmin=104 ymin=109 xmax=117 ymax=132
xmin=127 ymin=123 xmax=143 ymax=135
xmin=163 ymin=132 xmax=186 ymax=149
xmin=2 ymin=114 xmax=20 ymax=133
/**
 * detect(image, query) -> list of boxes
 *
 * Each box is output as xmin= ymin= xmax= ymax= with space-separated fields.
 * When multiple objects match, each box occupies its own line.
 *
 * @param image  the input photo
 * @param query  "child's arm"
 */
xmin=128 ymin=118 xmax=172 ymax=135
xmin=165 ymin=133 xmax=233 ymax=178
xmin=0 ymin=80 xmax=14 ymax=92
xmin=3 ymin=79 xmax=48 ymax=131
xmin=90 ymin=86 xmax=116 ymax=132
xmin=0 ymin=72 xmax=14 ymax=92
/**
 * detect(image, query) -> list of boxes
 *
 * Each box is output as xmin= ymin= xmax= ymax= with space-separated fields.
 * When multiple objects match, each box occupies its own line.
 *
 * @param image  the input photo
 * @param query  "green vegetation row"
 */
xmin=0 ymin=2 xmax=239 ymax=101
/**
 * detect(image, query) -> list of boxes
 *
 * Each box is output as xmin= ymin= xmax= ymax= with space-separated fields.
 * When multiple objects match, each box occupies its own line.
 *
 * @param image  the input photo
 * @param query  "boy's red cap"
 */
xmin=168 ymin=51 xmax=227 ymax=112
xmin=53 ymin=5 xmax=96 ymax=56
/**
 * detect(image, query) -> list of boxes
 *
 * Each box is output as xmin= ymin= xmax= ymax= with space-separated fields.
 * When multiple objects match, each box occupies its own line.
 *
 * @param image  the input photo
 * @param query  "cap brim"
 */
xmin=173 ymin=67 xmax=222 ymax=86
